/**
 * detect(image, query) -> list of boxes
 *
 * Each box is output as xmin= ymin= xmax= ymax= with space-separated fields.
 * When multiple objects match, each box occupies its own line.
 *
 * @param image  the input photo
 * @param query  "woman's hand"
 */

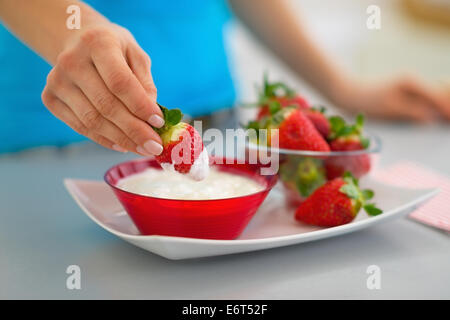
xmin=335 ymin=76 xmax=450 ymax=123
xmin=41 ymin=23 xmax=164 ymax=155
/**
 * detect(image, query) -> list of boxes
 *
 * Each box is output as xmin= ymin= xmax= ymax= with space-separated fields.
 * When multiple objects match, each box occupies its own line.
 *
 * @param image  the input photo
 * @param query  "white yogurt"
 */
xmin=116 ymin=167 xmax=265 ymax=200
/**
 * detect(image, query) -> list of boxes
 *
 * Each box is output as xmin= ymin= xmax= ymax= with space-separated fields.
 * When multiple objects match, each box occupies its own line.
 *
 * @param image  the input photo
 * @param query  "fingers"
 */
xmin=90 ymin=42 xmax=164 ymax=128
xmin=41 ymin=89 xmax=121 ymax=152
xmin=44 ymin=25 xmax=165 ymax=155
xmin=394 ymin=100 xmax=434 ymax=123
xmin=68 ymin=63 xmax=163 ymax=155
xmin=46 ymin=70 xmax=138 ymax=152
xmin=400 ymin=78 xmax=450 ymax=121
xmin=385 ymin=85 xmax=434 ymax=123
xmin=127 ymin=42 xmax=157 ymax=96
xmin=126 ymin=43 xmax=164 ymax=127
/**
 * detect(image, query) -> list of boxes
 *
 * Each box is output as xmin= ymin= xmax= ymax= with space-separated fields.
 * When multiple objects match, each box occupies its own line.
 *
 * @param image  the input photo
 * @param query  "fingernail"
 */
xmin=112 ymin=144 xmax=128 ymax=153
xmin=148 ymin=114 xmax=165 ymax=128
xmin=139 ymin=140 xmax=163 ymax=156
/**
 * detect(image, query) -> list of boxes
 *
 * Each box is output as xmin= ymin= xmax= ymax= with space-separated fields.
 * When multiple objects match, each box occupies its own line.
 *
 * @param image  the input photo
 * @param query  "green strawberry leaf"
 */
xmin=360 ymin=136 xmax=370 ymax=149
xmin=356 ymin=113 xmax=365 ymax=128
xmin=297 ymin=182 xmax=311 ymax=197
xmin=294 ymin=158 xmax=326 ymax=197
xmin=329 ymin=116 xmax=346 ymax=135
xmin=339 ymin=126 xmax=356 ymax=137
xmin=311 ymin=105 xmax=327 ymax=114
xmin=268 ymin=100 xmax=282 ymax=115
xmin=343 ymin=171 xmax=358 ymax=186
xmin=263 ymin=71 xmax=270 ymax=94
xmin=339 ymin=183 xmax=360 ymax=200
xmin=340 ymin=171 xmax=362 ymax=200
xmin=362 ymin=189 xmax=374 ymax=200
xmin=271 ymin=108 xmax=290 ymax=127
xmin=328 ymin=113 xmax=370 ymax=149
xmin=261 ymin=73 xmax=295 ymax=99
xmin=364 ymin=203 xmax=383 ymax=216
xmin=155 ymin=103 xmax=183 ymax=135
xmin=245 ymin=120 xmax=261 ymax=131
xmin=166 ymin=108 xmax=182 ymax=126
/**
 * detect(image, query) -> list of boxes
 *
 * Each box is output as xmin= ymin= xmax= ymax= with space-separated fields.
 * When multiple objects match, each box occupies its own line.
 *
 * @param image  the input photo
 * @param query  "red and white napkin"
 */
xmin=374 ymin=161 xmax=450 ymax=231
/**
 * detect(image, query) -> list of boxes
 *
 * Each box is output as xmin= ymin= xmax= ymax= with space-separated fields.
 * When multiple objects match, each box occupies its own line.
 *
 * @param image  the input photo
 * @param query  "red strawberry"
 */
xmin=257 ymin=95 xmax=309 ymax=120
xmin=325 ymin=114 xmax=371 ymax=179
xmin=302 ymin=108 xmax=330 ymax=138
xmin=289 ymin=95 xmax=310 ymax=109
xmin=325 ymin=154 xmax=371 ymax=180
xmin=295 ymin=173 xmax=382 ymax=227
xmin=255 ymin=75 xmax=310 ymax=120
xmin=268 ymin=108 xmax=330 ymax=151
xmin=328 ymin=114 xmax=369 ymax=149
xmin=153 ymin=105 xmax=209 ymax=180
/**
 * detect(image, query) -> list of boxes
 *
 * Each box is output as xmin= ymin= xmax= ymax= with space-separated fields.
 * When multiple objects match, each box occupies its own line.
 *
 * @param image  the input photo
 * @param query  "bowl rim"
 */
xmin=246 ymin=131 xmax=382 ymax=156
xmin=104 ymin=156 xmax=278 ymax=203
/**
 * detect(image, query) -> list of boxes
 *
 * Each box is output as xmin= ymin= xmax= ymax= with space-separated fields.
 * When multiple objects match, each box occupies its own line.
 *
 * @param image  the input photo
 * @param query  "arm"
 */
xmin=0 ymin=0 xmax=107 ymax=64
xmin=229 ymin=0 xmax=450 ymax=122
xmin=0 ymin=0 xmax=164 ymax=154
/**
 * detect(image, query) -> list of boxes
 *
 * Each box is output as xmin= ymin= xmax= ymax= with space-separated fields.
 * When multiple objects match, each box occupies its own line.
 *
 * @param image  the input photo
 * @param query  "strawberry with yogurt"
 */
xmin=153 ymin=104 xmax=209 ymax=181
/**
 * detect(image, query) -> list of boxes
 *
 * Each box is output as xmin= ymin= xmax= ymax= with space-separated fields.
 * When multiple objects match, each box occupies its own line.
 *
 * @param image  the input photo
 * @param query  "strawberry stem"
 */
xmin=155 ymin=103 xmax=183 ymax=135
xmin=339 ymin=172 xmax=383 ymax=216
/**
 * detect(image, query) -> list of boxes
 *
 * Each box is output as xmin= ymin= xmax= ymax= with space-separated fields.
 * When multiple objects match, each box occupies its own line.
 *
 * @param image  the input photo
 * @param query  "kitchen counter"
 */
xmin=0 ymin=121 xmax=449 ymax=299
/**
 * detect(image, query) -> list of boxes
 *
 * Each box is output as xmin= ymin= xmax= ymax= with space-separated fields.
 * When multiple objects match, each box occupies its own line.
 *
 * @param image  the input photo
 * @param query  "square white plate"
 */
xmin=64 ymin=178 xmax=438 ymax=260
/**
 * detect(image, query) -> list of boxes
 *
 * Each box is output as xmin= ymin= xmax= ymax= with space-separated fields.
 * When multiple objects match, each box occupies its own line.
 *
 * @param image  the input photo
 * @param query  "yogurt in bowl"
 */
xmin=117 ymin=167 xmax=265 ymax=200
xmin=104 ymin=157 xmax=278 ymax=240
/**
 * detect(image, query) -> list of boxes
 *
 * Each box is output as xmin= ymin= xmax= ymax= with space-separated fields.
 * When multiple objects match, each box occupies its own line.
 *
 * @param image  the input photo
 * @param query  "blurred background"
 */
xmin=231 ymin=0 xmax=450 ymax=110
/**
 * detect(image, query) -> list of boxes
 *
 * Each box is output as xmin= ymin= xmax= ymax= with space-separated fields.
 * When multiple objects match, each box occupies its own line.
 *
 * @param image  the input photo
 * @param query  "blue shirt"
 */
xmin=0 ymin=0 xmax=236 ymax=153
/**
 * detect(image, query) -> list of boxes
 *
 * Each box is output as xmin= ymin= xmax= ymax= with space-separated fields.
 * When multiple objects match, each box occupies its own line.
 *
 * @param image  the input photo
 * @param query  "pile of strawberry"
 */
xmin=245 ymin=76 xmax=382 ymax=227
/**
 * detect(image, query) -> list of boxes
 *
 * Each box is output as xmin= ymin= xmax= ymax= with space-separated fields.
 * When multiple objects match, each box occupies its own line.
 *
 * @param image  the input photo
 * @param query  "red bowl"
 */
xmin=104 ymin=157 xmax=278 ymax=240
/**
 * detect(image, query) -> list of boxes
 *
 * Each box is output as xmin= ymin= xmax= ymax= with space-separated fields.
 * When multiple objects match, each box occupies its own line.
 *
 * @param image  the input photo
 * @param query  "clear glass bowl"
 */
xmin=246 ymin=133 xmax=382 ymax=207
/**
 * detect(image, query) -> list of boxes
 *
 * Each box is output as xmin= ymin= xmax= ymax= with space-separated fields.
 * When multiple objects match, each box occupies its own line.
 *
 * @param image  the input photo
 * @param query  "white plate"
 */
xmin=64 ymin=178 xmax=438 ymax=260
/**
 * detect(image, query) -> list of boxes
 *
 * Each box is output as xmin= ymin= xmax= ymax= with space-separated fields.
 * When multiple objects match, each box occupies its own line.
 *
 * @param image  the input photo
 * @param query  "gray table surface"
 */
xmin=1 ymin=121 xmax=449 ymax=299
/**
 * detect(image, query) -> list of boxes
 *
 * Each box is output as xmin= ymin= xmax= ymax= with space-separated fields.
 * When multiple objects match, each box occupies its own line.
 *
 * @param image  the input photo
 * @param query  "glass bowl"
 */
xmin=104 ymin=157 xmax=278 ymax=240
xmin=246 ymin=133 xmax=381 ymax=207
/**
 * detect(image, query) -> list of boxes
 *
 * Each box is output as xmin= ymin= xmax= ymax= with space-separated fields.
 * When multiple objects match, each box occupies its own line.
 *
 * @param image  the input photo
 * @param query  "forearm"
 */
xmin=0 ymin=0 xmax=108 ymax=64
xmin=229 ymin=0 xmax=351 ymax=104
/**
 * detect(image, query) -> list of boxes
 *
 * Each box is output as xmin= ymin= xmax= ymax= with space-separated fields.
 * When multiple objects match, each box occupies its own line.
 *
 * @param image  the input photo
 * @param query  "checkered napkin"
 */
xmin=374 ymin=161 xmax=450 ymax=231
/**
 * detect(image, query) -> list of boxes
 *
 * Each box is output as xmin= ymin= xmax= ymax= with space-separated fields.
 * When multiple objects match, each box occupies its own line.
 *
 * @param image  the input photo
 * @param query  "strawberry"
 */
xmin=153 ymin=105 xmax=209 ymax=181
xmin=325 ymin=114 xmax=371 ymax=179
xmin=280 ymin=157 xmax=326 ymax=206
xmin=295 ymin=173 xmax=382 ymax=227
xmin=253 ymin=76 xmax=333 ymax=141
xmin=255 ymin=75 xmax=309 ymax=120
xmin=256 ymin=95 xmax=310 ymax=120
xmin=266 ymin=107 xmax=330 ymax=151
xmin=328 ymin=114 xmax=369 ymax=149
xmin=302 ymin=107 xmax=330 ymax=138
